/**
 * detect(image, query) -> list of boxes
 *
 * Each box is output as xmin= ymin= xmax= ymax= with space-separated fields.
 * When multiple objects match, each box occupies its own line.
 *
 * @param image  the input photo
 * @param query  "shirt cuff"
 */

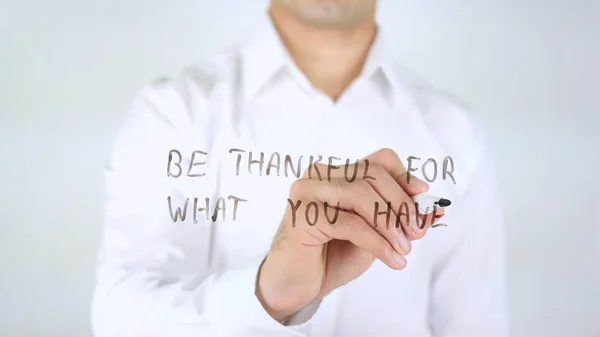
xmin=203 ymin=256 xmax=314 ymax=336
xmin=283 ymin=299 xmax=322 ymax=326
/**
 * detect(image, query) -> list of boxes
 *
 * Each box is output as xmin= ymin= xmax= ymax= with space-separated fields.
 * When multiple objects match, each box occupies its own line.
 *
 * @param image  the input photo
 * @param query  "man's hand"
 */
xmin=255 ymin=148 xmax=444 ymax=321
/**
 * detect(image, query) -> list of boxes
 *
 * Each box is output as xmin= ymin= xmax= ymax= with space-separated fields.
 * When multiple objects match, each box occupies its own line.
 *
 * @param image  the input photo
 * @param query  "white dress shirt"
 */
xmin=92 ymin=14 xmax=509 ymax=337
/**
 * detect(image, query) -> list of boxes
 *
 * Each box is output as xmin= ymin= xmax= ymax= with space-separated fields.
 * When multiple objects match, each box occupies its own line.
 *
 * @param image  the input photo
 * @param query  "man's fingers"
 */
xmin=363 ymin=148 xmax=429 ymax=196
xmin=310 ymin=160 xmax=430 ymax=242
xmin=319 ymin=210 xmax=407 ymax=270
xmin=290 ymin=178 xmax=411 ymax=256
xmin=405 ymin=207 xmax=446 ymax=239
xmin=296 ymin=148 xmax=446 ymax=243
xmin=362 ymin=148 xmax=443 ymax=240
xmin=331 ymin=162 xmax=417 ymax=247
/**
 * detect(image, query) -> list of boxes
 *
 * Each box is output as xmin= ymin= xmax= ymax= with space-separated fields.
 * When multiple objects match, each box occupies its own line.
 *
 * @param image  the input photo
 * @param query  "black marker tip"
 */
xmin=435 ymin=198 xmax=452 ymax=207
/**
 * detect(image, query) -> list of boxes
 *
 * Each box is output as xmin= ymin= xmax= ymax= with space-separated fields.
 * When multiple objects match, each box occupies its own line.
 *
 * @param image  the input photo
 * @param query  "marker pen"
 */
xmin=411 ymin=192 xmax=452 ymax=215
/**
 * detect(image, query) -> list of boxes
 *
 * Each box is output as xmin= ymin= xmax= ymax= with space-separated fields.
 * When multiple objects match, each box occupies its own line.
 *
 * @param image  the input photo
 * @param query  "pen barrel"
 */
xmin=412 ymin=194 xmax=440 ymax=215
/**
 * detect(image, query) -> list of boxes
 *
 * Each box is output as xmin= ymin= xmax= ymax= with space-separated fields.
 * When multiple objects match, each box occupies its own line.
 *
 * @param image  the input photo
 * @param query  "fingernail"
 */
xmin=397 ymin=234 xmax=411 ymax=254
xmin=392 ymin=252 xmax=407 ymax=268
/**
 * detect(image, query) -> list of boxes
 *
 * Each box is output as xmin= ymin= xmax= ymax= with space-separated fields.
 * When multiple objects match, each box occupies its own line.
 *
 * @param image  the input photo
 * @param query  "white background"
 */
xmin=1 ymin=0 xmax=599 ymax=336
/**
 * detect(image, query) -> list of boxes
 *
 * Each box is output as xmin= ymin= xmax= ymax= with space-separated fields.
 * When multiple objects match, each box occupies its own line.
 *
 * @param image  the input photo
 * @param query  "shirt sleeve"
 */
xmin=427 ymin=134 xmax=510 ymax=337
xmin=91 ymin=81 xmax=315 ymax=337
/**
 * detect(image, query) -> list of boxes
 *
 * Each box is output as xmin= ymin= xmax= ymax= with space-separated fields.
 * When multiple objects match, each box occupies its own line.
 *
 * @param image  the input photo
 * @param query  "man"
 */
xmin=91 ymin=1 xmax=508 ymax=336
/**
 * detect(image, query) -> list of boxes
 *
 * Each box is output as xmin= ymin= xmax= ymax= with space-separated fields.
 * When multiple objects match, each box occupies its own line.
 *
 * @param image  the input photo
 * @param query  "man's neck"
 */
xmin=269 ymin=4 xmax=377 ymax=101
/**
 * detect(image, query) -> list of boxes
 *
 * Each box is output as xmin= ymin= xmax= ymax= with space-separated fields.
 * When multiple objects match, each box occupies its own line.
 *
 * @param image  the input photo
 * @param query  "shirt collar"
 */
xmin=238 ymin=14 xmax=289 ymax=101
xmin=239 ymin=12 xmax=403 ymax=107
